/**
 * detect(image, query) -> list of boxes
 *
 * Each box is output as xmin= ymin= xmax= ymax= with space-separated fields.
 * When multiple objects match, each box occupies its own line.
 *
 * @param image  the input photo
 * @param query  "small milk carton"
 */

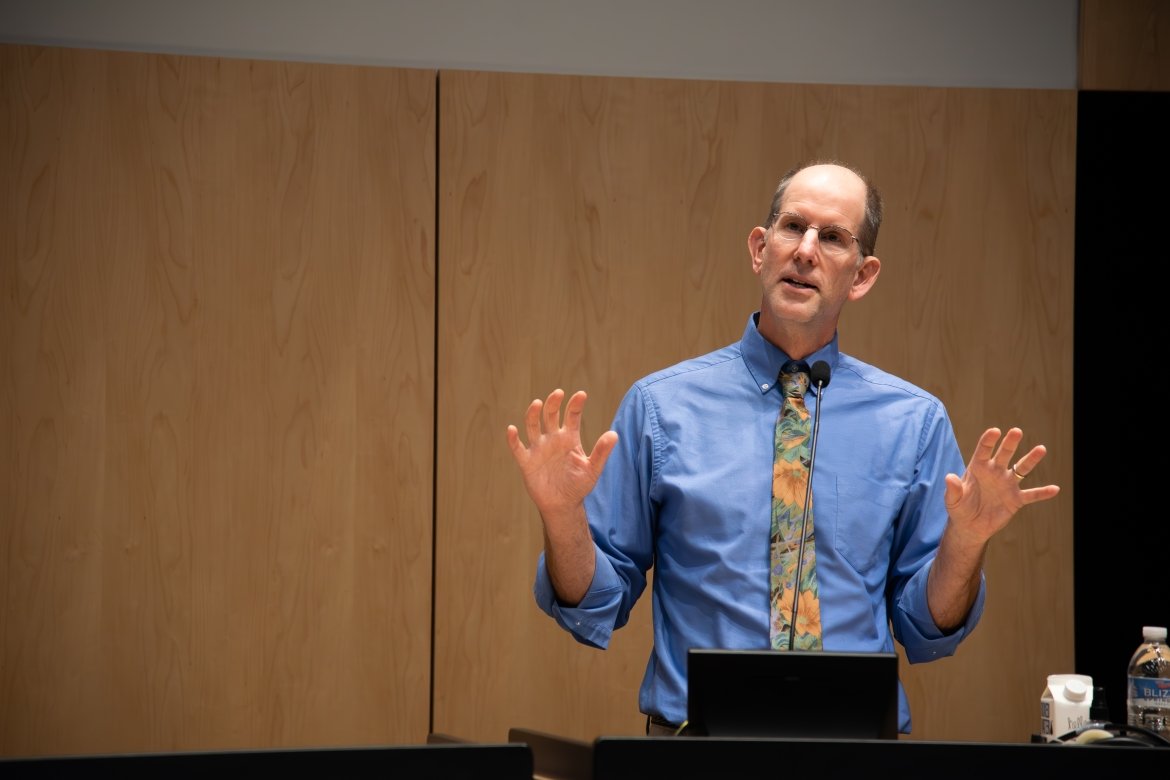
xmin=1040 ymin=673 xmax=1093 ymax=740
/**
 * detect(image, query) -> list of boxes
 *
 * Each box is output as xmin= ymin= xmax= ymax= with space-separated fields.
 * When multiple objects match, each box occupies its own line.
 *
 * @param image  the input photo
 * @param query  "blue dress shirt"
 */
xmin=534 ymin=313 xmax=985 ymax=734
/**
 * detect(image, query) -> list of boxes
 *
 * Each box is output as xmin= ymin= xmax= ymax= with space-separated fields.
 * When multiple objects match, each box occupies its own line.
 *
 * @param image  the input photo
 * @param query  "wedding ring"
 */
xmin=1010 ymin=463 xmax=1025 ymax=480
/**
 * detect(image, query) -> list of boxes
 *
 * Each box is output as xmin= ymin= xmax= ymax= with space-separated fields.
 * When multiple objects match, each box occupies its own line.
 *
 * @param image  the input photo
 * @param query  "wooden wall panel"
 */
xmin=1080 ymin=0 xmax=1170 ymax=90
xmin=0 ymin=45 xmax=436 ymax=756
xmin=435 ymin=71 xmax=1075 ymax=744
xmin=843 ymin=87 xmax=1077 ymax=740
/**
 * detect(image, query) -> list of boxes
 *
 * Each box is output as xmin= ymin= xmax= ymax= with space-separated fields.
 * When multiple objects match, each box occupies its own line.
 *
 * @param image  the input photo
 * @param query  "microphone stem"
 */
xmin=789 ymin=378 xmax=825 ymax=651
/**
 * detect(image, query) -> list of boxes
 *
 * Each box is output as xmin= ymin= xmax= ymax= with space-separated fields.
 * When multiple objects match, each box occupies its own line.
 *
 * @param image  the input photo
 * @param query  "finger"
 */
xmin=942 ymin=472 xmax=964 ymax=511
xmin=587 ymin=430 xmax=620 ymax=475
xmin=562 ymin=390 xmax=588 ymax=432
xmin=974 ymin=427 xmax=1002 ymax=462
xmin=991 ymin=427 xmax=1023 ymax=468
xmin=505 ymin=424 xmax=527 ymax=460
xmin=524 ymin=398 xmax=545 ymax=443
xmin=1010 ymin=444 xmax=1048 ymax=478
xmin=543 ymin=389 xmax=566 ymax=432
xmin=1019 ymin=483 xmax=1061 ymax=504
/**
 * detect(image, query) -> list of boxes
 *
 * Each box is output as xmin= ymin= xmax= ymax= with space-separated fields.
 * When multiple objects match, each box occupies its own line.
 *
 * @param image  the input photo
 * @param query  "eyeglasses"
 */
xmin=770 ymin=212 xmax=860 ymax=257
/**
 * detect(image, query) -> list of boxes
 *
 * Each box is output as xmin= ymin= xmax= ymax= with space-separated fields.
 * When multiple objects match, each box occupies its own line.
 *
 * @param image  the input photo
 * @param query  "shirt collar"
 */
xmin=740 ymin=311 xmax=840 ymax=397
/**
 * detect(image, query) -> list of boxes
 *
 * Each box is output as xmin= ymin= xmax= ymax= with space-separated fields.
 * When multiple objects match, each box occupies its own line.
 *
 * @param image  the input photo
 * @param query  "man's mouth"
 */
xmin=783 ymin=276 xmax=817 ymax=290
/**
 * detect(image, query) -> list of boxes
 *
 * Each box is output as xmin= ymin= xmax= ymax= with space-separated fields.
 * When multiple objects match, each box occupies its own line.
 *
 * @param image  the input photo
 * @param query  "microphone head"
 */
xmin=810 ymin=360 xmax=832 ymax=388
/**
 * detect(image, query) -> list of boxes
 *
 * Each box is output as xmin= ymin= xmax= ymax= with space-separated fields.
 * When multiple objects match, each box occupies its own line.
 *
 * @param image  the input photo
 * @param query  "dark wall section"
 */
xmin=1074 ymin=89 xmax=1170 ymax=727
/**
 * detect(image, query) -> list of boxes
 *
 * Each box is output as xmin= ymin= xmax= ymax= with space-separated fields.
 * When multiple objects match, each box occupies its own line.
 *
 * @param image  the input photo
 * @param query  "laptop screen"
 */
xmin=685 ymin=648 xmax=899 ymax=739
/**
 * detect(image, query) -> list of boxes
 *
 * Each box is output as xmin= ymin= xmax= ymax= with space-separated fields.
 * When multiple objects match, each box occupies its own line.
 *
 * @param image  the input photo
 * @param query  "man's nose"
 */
xmin=796 ymin=228 xmax=820 ymax=258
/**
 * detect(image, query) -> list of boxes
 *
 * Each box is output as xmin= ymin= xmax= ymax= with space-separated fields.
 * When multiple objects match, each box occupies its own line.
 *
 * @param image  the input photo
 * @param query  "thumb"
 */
xmin=943 ymin=472 xmax=963 ymax=511
xmin=587 ymin=430 xmax=619 ymax=477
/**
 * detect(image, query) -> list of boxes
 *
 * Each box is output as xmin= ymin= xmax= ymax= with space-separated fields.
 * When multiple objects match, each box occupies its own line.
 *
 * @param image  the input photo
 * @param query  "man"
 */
xmin=505 ymin=160 xmax=1060 ymax=735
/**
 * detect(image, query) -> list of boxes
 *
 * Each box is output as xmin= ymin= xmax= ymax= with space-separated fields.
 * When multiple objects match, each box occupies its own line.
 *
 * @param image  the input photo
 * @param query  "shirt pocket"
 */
xmin=828 ymin=477 xmax=905 ymax=573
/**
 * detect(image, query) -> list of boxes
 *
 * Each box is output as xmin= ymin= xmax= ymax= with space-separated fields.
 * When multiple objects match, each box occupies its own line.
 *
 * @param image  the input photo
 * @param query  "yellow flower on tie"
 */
xmin=772 ymin=457 xmax=808 ymax=509
xmin=794 ymin=589 xmax=822 ymax=638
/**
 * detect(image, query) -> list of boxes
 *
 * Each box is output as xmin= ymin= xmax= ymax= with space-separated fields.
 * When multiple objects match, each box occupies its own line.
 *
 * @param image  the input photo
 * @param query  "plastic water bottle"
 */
xmin=1126 ymin=625 xmax=1170 ymax=738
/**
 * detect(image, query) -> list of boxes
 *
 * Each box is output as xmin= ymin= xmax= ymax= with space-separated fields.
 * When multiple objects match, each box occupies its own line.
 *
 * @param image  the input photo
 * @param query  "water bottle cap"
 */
xmin=1142 ymin=626 xmax=1167 ymax=642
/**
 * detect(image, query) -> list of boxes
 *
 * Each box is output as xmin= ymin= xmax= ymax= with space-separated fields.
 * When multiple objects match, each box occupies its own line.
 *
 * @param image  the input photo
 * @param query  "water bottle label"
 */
xmin=1128 ymin=675 xmax=1170 ymax=706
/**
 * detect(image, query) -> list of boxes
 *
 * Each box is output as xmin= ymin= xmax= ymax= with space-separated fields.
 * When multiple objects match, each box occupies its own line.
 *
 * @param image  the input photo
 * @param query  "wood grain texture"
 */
xmin=0 ymin=45 xmax=436 ymax=755
xmin=434 ymin=71 xmax=1075 ymax=744
xmin=1080 ymin=0 xmax=1170 ymax=90
xmin=1 ymin=43 xmax=1080 ymax=755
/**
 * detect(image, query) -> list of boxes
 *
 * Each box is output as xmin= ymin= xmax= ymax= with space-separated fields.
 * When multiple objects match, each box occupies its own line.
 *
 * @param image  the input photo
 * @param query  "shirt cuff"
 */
xmin=896 ymin=567 xmax=986 ymax=663
xmin=534 ymin=546 xmax=625 ymax=649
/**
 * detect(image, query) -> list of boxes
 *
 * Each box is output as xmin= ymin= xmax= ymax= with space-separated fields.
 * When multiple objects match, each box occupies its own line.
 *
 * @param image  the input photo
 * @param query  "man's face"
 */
xmin=748 ymin=164 xmax=880 ymax=347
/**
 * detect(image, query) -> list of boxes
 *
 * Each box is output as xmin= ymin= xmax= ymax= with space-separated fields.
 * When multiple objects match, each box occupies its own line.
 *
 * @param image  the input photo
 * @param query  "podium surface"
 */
xmin=0 ymin=743 xmax=534 ymax=779
xmin=590 ymin=736 xmax=1169 ymax=779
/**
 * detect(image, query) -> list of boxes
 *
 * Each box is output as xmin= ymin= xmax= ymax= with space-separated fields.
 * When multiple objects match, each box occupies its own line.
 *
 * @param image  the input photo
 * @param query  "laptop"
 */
xmin=685 ymin=648 xmax=899 ymax=739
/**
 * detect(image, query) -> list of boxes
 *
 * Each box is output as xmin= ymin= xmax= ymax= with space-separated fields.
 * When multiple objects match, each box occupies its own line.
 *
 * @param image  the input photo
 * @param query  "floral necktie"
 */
xmin=769 ymin=359 xmax=823 ymax=651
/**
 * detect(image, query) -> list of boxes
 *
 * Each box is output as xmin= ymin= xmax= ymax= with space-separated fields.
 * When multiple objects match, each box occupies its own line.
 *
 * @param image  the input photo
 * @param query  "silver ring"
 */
xmin=1010 ymin=463 xmax=1025 ymax=481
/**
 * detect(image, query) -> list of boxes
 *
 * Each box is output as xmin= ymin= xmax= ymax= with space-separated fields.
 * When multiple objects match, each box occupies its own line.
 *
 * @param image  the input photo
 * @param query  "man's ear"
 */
xmin=848 ymin=255 xmax=881 ymax=301
xmin=748 ymin=226 xmax=767 ymax=274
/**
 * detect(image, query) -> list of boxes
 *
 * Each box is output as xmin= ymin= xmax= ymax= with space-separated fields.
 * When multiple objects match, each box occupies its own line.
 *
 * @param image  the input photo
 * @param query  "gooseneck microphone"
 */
xmin=789 ymin=359 xmax=832 ymax=651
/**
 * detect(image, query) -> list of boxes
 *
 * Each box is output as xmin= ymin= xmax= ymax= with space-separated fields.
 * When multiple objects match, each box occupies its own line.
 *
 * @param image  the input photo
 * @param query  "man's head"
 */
xmin=747 ymin=161 xmax=883 ymax=358
xmin=765 ymin=159 xmax=883 ymax=257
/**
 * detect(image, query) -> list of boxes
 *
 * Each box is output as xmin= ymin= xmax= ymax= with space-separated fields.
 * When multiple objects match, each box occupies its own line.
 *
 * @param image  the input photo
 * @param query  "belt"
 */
xmin=647 ymin=715 xmax=684 ymax=735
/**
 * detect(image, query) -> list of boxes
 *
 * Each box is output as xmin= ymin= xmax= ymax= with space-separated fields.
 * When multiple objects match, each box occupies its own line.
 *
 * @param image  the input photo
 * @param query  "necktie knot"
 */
xmin=780 ymin=360 xmax=810 ymax=399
